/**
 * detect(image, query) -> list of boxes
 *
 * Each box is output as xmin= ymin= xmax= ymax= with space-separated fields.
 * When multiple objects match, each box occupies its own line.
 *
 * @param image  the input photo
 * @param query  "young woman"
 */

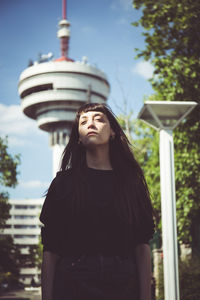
xmin=40 ymin=102 xmax=155 ymax=300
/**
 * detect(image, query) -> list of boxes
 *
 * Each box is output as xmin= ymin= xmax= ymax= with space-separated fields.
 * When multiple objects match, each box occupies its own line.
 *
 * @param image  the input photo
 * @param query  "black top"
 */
xmin=40 ymin=168 xmax=154 ymax=257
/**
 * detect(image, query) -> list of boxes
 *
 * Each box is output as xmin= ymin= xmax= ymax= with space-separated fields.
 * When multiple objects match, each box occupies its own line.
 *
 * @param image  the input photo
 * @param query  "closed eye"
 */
xmin=95 ymin=117 xmax=104 ymax=122
xmin=80 ymin=121 xmax=87 ymax=125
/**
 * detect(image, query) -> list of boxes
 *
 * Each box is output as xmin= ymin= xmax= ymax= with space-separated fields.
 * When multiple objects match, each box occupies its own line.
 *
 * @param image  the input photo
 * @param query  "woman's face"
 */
xmin=78 ymin=111 xmax=114 ymax=148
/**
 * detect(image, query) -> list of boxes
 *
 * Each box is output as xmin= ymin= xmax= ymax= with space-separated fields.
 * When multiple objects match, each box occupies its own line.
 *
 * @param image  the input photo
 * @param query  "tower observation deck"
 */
xmin=18 ymin=0 xmax=110 ymax=176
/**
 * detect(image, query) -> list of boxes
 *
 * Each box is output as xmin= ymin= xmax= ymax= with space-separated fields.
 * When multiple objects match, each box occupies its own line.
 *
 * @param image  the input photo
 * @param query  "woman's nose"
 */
xmin=87 ymin=119 xmax=96 ymax=128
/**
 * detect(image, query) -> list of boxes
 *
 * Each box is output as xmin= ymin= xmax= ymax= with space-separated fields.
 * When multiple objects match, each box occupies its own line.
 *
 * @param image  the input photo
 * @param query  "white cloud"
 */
xmin=111 ymin=0 xmax=132 ymax=11
xmin=131 ymin=61 xmax=155 ymax=79
xmin=19 ymin=180 xmax=49 ymax=189
xmin=110 ymin=2 xmax=117 ymax=10
xmin=81 ymin=26 xmax=96 ymax=34
xmin=0 ymin=103 xmax=37 ymax=135
xmin=116 ymin=18 xmax=127 ymax=25
xmin=0 ymin=103 xmax=45 ymax=146
xmin=7 ymin=136 xmax=26 ymax=147
xmin=119 ymin=0 xmax=132 ymax=11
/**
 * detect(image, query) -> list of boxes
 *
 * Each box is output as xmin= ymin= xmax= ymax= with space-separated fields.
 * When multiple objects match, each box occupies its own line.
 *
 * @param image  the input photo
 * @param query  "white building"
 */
xmin=2 ymin=198 xmax=44 ymax=285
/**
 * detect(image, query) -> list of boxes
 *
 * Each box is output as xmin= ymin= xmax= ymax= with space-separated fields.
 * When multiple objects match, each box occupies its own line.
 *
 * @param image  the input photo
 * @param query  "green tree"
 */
xmin=0 ymin=236 xmax=21 ymax=288
xmin=18 ymin=240 xmax=43 ymax=271
xmin=118 ymin=114 xmax=161 ymax=229
xmin=0 ymin=136 xmax=20 ymax=288
xmin=0 ymin=137 xmax=20 ymax=229
xmin=132 ymin=0 xmax=200 ymax=245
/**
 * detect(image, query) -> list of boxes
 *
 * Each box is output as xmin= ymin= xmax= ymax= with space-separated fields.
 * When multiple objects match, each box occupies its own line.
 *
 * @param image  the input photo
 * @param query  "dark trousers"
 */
xmin=53 ymin=254 xmax=139 ymax=300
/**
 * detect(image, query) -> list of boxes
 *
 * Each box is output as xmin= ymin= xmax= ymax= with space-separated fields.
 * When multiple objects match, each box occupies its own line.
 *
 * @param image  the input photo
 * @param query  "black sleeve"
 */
xmin=40 ymin=176 xmax=62 ymax=254
xmin=134 ymin=213 xmax=155 ymax=245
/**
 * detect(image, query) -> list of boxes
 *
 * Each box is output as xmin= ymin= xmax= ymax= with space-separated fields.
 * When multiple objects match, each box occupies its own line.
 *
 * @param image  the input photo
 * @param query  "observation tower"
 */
xmin=18 ymin=0 xmax=110 ymax=176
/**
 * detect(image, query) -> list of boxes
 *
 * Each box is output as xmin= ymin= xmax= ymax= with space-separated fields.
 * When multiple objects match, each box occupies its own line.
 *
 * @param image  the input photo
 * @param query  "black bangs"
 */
xmin=77 ymin=103 xmax=112 ymax=118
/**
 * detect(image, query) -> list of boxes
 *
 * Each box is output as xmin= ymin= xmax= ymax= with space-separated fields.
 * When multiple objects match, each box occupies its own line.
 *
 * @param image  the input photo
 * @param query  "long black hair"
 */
xmin=60 ymin=102 xmax=153 ymax=226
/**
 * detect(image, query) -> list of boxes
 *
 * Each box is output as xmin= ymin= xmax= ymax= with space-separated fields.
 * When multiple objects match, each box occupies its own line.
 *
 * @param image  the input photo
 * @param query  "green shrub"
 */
xmin=179 ymin=254 xmax=200 ymax=300
xmin=156 ymin=254 xmax=200 ymax=300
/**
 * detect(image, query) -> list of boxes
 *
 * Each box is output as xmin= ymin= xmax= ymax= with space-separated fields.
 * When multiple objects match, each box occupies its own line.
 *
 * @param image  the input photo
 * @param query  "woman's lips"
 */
xmin=87 ymin=132 xmax=97 ymax=136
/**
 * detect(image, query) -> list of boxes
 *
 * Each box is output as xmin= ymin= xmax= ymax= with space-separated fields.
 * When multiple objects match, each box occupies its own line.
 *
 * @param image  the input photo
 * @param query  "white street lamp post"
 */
xmin=137 ymin=101 xmax=197 ymax=300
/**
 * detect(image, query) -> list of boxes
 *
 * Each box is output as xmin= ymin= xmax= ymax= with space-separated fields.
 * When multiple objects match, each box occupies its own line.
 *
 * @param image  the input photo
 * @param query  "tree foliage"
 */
xmin=0 ymin=137 xmax=20 ymax=288
xmin=132 ymin=0 xmax=200 ymax=102
xmin=132 ymin=0 xmax=200 ymax=245
xmin=118 ymin=115 xmax=161 ymax=231
xmin=17 ymin=240 xmax=43 ymax=271
xmin=0 ymin=137 xmax=20 ymax=229
xmin=156 ymin=253 xmax=200 ymax=300
xmin=0 ymin=236 xmax=20 ymax=288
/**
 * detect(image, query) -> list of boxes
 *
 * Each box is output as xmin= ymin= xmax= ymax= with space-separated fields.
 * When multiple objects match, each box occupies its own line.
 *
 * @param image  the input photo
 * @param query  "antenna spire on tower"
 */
xmin=63 ymin=0 xmax=66 ymax=20
xmin=56 ymin=0 xmax=73 ymax=61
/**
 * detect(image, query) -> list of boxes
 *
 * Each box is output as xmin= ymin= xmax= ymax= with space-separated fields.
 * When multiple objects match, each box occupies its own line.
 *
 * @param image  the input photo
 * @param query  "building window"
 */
xmin=14 ymin=205 xmax=37 ymax=210
xmin=14 ymin=215 xmax=36 ymax=219
xmin=28 ymin=206 xmax=35 ymax=209
xmin=14 ymin=225 xmax=37 ymax=229
xmin=20 ymin=84 xmax=53 ymax=99
xmin=4 ymin=225 xmax=12 ymax=228
xmin=15 ymin=205 xmax=28 ymax=209
xmin=14 ymin=235 xmax=37 ymax=239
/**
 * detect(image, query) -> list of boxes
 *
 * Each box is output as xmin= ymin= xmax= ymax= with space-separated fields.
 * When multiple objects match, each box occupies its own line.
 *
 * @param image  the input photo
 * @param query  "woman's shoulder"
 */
xmin=56 ymin=168 xmax=73 ymax=178
xmin=49 ymin=168 xmax=74 ymax=193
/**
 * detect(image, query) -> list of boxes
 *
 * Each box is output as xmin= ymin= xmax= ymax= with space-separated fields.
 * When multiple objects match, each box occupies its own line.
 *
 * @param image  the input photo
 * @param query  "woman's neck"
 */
xmin=86 ymin=145 xmax=112 ymax=170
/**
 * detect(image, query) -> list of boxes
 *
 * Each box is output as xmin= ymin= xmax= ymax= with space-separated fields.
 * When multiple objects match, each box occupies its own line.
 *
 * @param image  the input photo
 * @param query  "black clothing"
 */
xmin=53 ymin=254 xmax=139 ymax=300
xmin=40 ymin=168 xmax=154 ymax=257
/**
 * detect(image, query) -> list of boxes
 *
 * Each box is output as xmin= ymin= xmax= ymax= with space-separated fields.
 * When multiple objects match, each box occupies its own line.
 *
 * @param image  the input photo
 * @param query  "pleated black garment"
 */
xmin=53 ymin=255 xmax=139 ymax=300
xmin=40 ymin=167 xmax=154 ymax=300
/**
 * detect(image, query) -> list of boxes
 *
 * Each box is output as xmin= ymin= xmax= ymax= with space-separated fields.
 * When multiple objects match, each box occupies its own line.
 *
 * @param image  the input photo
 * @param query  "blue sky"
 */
xmin=0 ymin=0 xmax=154 ymax=199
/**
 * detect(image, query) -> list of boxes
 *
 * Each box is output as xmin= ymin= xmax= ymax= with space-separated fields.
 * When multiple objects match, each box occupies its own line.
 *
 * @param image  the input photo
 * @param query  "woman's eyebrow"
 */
xmin=80 ymin=115 xmax=87 ymax=120
xmin=94 ymin=113 xmax=103 ymax=118
xmin=80 ymin=113 xmax=103 ymax=120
